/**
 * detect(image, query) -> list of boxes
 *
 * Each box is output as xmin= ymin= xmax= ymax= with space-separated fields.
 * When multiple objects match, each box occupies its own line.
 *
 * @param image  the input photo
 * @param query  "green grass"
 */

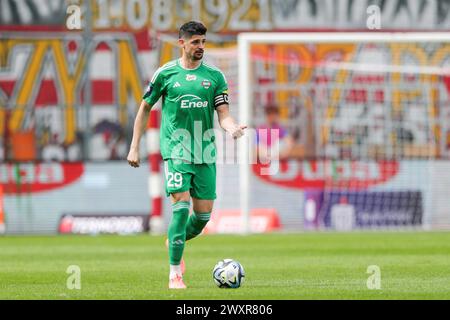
xmin=0 ymin=232 xmax=449 ymax=299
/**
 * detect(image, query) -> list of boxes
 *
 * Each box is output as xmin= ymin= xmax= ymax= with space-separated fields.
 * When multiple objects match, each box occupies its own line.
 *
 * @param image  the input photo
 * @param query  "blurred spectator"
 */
xmin=0 ymin=138 xmax=4 ymax=162
xmin=41 ymin=133 xmax=64 ymax=161
xmin=65 ymin=131 xmax=83 ymax=161
xmin=255 ymin=104 xmax=294 ymax=162
xmin=110 ymin=131 xmax=127 ymax=160
xmin=90 ymin=119 xmax=126 ymax=160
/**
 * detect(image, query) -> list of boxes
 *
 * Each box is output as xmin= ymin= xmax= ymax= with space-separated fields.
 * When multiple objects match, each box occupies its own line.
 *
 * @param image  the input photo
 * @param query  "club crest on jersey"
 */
xmin=186 ymin=74 xmax=197 ymax=81
xmin=201 ymin=80 xmax=211 ymax=89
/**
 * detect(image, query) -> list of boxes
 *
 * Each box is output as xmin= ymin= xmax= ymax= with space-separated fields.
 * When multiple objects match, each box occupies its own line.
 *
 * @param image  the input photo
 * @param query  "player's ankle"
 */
xmin=169 ymin=264 xmax=183 ymax=279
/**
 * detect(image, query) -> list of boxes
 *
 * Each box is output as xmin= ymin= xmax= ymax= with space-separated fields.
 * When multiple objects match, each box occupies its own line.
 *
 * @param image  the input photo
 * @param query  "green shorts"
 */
xmin=163 ymin=159 xmax=216 ymax=200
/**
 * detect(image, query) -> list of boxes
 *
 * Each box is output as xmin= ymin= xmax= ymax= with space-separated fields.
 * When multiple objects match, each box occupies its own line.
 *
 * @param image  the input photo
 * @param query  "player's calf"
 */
xmin=185 ymin=211 xmax=211 ymax=241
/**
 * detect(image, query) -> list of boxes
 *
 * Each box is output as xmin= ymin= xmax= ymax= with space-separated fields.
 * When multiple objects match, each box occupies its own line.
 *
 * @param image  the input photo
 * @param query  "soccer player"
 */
xmin=127 ymin=21 xmax=246 ymax=289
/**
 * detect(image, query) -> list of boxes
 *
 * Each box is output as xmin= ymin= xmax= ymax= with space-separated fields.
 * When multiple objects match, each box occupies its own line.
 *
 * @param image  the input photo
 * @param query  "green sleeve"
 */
xmin=143 ymin=69 xmax=165 ymax=105
xmin=214 ymin=71 xmax=228 ymax=96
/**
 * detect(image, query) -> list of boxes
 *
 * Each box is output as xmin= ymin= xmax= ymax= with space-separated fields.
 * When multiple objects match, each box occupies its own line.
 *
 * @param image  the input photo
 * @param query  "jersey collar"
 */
xmin=177 ymin=58 xmax=203 ymax=71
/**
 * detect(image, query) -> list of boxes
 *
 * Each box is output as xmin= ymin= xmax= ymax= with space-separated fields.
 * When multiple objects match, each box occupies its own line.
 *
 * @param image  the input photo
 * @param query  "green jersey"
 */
xmin=143 ymin=59 xmax=228 ymax=164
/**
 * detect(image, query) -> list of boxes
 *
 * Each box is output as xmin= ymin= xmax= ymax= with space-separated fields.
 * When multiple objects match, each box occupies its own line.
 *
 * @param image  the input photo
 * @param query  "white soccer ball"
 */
xmin=212 ymin=259 xmax=245 ymax=288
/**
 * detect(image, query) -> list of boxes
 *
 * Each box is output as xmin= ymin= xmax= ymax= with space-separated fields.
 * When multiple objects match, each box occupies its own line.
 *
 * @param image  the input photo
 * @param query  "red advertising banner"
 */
xmin=0 ymin=163 xmax=84 ymax=194
xmin=253 ymin=160 xmax=400 ymax=189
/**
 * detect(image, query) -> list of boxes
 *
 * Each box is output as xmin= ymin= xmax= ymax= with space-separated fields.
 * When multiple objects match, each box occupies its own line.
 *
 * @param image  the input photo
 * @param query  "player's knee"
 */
xmin=171 ymin=191 xmax=190 ymax=203
xmin=193 ymin=200 xmax=214 ymax=213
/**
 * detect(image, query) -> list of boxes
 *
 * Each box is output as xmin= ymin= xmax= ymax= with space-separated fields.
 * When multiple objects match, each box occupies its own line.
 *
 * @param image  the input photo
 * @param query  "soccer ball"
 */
xmin=212 ymin=259 xmax=245 ymax=288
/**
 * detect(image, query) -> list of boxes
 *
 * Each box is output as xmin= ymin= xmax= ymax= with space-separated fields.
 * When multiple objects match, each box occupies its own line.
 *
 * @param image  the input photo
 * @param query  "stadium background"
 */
xmin=0 ymin=0 xmax=449 ymax=235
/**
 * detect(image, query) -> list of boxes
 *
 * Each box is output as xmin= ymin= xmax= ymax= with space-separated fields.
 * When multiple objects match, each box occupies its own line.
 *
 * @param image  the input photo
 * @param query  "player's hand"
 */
xmin=127 ymin=148 xmax=140 ymax=168
xmin=231 ymin=125 xmax=247 ymax=139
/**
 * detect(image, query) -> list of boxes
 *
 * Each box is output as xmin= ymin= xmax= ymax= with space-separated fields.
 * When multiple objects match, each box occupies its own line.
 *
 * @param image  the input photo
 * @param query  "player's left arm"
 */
xmin=214 ymin=71 xmax=246 ymax=139
xmin=216 ymin=104 xmax=247 ymax=139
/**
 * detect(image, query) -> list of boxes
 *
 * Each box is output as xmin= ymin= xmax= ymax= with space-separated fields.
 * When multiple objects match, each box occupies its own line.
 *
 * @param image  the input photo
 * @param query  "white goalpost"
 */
xmin=238 ymin=32 xmax=450 ymax=233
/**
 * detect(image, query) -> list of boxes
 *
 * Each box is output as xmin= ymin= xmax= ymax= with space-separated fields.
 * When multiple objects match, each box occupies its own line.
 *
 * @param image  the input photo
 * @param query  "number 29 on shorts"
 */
xmin=167 ymin=171 xmax=183 ymax=188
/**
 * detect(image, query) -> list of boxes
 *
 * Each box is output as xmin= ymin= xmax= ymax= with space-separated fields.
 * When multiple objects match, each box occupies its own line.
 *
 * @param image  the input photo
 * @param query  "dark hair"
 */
xmin=179 ymin=21 xmax=207 ymax=39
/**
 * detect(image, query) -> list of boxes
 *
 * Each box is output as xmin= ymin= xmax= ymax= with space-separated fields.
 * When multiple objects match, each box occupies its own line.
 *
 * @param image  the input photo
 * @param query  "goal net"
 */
xmin=237 ymin=33 xmax=450 ymax=232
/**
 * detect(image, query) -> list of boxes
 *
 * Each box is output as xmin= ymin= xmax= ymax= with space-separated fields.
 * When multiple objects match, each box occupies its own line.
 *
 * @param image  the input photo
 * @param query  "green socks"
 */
xmin=186 ymin=211 xmax=211 ymax=241
xmin=167 ymin=202 xmax=211 ymax=265
xmin=167 ymin=201 xmax=190 ymax=265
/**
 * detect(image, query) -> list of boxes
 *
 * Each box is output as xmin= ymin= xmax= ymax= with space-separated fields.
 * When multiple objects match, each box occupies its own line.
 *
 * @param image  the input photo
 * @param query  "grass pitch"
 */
xmin=0 ymin=232 xmax=449 ymax=300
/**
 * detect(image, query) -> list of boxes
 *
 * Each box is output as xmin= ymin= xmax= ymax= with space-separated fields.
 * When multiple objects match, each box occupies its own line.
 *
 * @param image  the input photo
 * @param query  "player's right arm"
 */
xmin=127 ymin=100 xmax=152 ymax=167
xmin=127 ymin=66 xmax=166 ymax=168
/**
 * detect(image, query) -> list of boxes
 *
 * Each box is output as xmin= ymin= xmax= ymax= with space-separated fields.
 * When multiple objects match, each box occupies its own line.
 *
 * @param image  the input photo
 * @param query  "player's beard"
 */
xmin=192 ymin=50 xmax=204 ymax=60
